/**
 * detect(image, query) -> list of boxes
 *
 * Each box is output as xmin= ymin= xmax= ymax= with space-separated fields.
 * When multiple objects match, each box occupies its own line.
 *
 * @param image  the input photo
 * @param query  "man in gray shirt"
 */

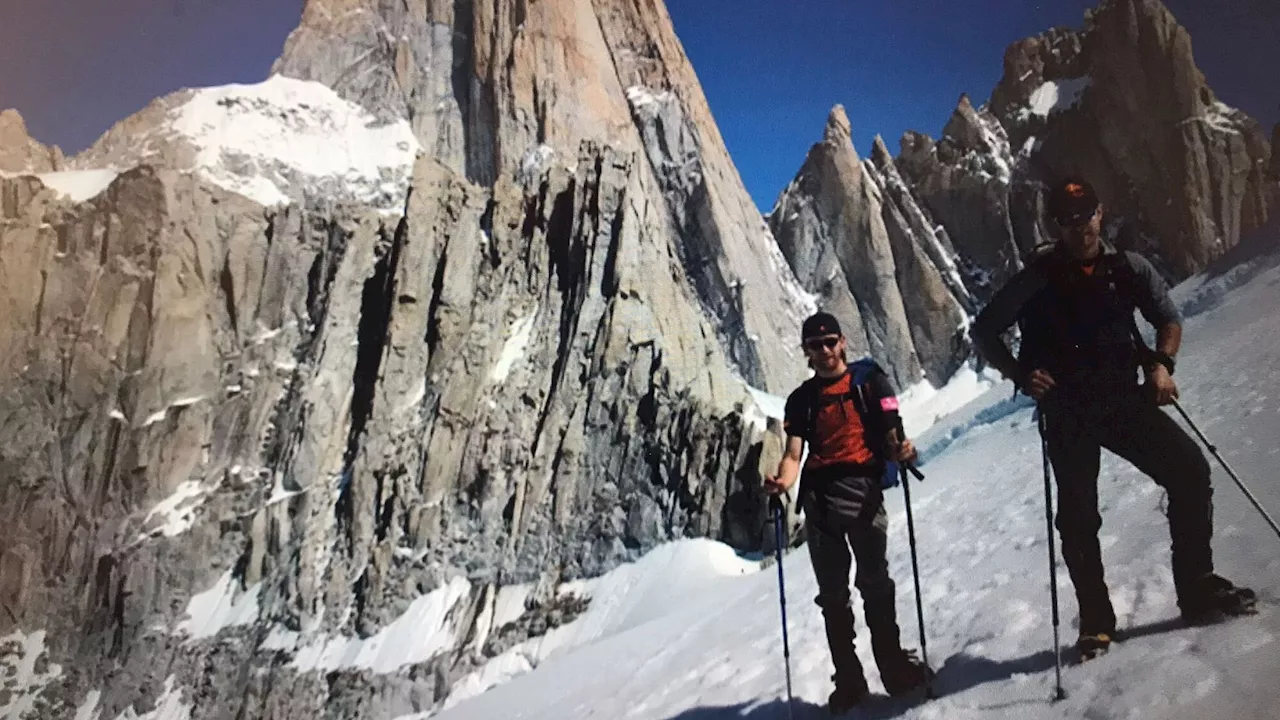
xmin=970 ymin=177 xmax=1256 ymax=662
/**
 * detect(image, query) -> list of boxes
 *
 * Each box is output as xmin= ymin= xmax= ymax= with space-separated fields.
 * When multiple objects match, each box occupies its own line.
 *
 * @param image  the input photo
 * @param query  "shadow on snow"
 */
xmin=659 ymin=613 xmax=1195 ymax=720
xmin=659 ymin=694 xmax=927 ymax=720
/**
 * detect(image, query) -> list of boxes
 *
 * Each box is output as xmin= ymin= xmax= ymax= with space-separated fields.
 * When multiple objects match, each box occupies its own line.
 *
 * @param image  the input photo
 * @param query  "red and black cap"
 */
xmin=801 ymin=312 xmax=842 ymax=341
xmin=1048 ymin=176 xmax=1100 ymax=226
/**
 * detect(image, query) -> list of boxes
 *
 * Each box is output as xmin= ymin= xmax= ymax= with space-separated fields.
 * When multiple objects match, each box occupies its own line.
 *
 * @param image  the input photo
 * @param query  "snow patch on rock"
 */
xmin=73 ymin=690 xmax=101 ymax=720
xmin=624 ymin=85 xmax=673 ymax=112
xmin=262 ymin=576 xmax=473 ymax=674
xmin=1186 ymin=100 xmax=1247 ymax=135
xmin=0 ymin=629 xmax=63 ymax=720
xmin=34 ymin=170 xmax=119 ymax=202
xmin=743 ymin=383 xmax=787 ymax=432
xmin=490 ymin=306 xmax=540 ymax=382
xmin=115 ymin=675 xmax=192 ymax=720
xmin=169 ymin=75 xmax=418 ymax=207
xmin=176 ymin=571 xmax=263 ymax=640
xmin=1022 ymin=77 xmax=1091 ymax=119
xmin=517 ymin=144 xmax=559 ymax=185
xmin=761 ymin=223 xmax=820 ymax=326
xmin=139 ymin=480 xmax=211 ymax=540
xmin=72 ymin=74 xmax=419 ymax=209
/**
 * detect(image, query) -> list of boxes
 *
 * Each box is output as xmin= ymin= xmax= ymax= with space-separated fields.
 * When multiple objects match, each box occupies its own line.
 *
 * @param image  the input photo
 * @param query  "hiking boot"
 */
xmin=878 ymin=648 xmax=934 ymax=697
xmin=828 ymin=671 xmax=870 ymax=715
xmin=1076 ymin=632 xmax=1112 ymax=662
xmin=1179 ymin=573 xmax=1258 ymax=626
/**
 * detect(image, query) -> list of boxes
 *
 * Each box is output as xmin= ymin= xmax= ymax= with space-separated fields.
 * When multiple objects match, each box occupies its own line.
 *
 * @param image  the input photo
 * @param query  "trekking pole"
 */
xmin=899 ymin=461 xmax=935 ymax=700
xmin=769 ymin=495 xmax=796 ymax=720
xmin=1171 ymin=399 xmax=1280 ymax=542
xmin=1037 ymin=409 xmax=1067 ymax=701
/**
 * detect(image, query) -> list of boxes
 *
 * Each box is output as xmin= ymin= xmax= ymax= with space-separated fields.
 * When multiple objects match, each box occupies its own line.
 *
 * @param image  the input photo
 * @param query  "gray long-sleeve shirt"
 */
xmin=970 ymin=245 xmax=1181 ymax=394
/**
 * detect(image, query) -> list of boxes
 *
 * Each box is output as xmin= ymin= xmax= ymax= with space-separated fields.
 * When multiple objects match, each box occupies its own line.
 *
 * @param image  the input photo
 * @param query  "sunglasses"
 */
xmin=1055 ymin=207 xmax=1099 ymax=228
xmin=803 ymin=336 xmax=840 ymax=352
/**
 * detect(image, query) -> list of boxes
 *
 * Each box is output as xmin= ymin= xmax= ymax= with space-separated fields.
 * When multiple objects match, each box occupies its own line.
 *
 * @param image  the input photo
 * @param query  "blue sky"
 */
xmin=668 ymin=0 xmax=1278 ymax=210
xmin=1 ymin=0 xmax=1274 ymax=212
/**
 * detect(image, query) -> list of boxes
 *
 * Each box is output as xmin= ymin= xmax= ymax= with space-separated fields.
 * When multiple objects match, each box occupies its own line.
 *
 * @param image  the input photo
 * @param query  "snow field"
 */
xmin=430 ymin=240 xmax=1280 ymax=719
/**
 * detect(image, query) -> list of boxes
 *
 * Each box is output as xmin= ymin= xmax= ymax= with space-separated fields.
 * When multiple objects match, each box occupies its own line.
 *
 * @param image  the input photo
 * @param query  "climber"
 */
xmin=968 ymin=176 xmax=1257 ymax=662
xmin=764 ymin=312 xmax=933 ymax=713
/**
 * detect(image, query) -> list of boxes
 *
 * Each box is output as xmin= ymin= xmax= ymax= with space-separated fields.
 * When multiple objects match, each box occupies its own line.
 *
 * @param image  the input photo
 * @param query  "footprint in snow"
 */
xmin=1005 ymin=599 xmax=1039 ymax=634
xmin=1011 ymin=536 xmax=1040 ymax=550
xmin=1223 ymin=623 xmax=1275 ymax=656
xmin=979 ymin=572 xmax=1012 ymax=590
xmin=1175 ymin=674 xmax=1221 ymax=704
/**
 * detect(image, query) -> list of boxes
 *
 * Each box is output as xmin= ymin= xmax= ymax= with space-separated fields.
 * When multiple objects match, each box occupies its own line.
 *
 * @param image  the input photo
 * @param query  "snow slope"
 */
xmin=431 ymin=244 xmax=1280 ymax=719
xmin=439 ymin=541 xmax=762 ymax=712
xmin=0 ymin=169 xmax=120 ymax=203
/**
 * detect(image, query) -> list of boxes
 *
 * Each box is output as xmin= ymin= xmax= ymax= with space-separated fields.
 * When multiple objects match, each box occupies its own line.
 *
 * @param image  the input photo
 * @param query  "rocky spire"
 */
xmin=896 ymin=94 xmax=1023 ymax=303
xmin=981 ymin=0 xmax=1273 ymax=276
xmin=0 ymin=109 xmax=63 ymax=172
xmin=768 ymin=105 xmax=931 ymax=389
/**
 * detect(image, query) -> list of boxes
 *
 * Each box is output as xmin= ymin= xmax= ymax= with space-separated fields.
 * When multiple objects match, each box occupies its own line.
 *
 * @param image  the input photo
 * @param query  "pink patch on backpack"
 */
xmin=880 ymin=396 xmax=899 ymax=411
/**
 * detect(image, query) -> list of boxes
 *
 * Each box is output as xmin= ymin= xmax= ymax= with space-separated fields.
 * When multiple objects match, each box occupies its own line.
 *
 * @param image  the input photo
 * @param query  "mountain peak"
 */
xmin=824 ymin=104 xmax=853 ymax=145
xmin=0 ymin=108 xmax=63 ymax=173
xmin=870 ymin=134 xmax=894 ymax=168
xmin=67 ymin=74 xmax=420 ymax=209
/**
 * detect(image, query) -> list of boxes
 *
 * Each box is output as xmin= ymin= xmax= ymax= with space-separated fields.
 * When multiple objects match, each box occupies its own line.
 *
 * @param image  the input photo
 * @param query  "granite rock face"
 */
xmin=272 ymin=0 xmax=817 ymax=394
xmin=0 ymin=0 xmax=822 ymax=716
xmin=0 ymin=139 xmax=789 ymax=717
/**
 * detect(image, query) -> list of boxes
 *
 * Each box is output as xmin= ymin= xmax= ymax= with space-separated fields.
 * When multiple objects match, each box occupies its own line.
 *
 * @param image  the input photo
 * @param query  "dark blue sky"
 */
xmin=2 ymin=0 xmax=1274 ymax=212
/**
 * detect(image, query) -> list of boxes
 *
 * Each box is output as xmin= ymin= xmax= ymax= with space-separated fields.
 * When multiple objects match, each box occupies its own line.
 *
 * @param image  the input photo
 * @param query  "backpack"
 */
xmin=1014 ymin=241 xmax=1148 ymax=390
xmin=799 ymin=357 xmax=901 ymax=491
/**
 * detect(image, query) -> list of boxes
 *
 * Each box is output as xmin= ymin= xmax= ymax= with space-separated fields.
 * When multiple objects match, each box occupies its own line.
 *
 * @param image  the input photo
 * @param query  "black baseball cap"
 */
xmin=1048 ymin=176 xmax=1100 ymax=225
xmin=801 ymin=312 xmax=842 ymax=341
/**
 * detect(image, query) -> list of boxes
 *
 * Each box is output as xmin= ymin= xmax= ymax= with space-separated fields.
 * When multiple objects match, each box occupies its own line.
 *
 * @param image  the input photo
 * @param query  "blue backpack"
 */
xmin=850 ymin=358 xmax=902 ymax=491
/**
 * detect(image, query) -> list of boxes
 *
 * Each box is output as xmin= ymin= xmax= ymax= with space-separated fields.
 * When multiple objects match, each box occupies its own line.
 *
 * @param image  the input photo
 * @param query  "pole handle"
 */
xmin=893 ymin=416 xmax=926 ymax=481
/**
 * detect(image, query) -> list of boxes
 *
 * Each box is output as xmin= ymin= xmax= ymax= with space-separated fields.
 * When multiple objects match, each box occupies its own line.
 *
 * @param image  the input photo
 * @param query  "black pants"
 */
xmin=803 ymin=477 xmax=902 ymax=678
xmin=1042 ymin=391 xmax=1214 ymax=635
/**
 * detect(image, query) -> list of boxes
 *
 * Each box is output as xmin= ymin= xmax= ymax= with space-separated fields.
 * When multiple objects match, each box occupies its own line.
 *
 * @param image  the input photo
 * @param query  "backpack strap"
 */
xmin=800 ymin=363 xmax=872 ymax=443
xmin=1104 ymin=252 xmax=1170 ymax=372
xmin=803 ymin=376 xmax=822 ymax=442
xmin=849 ymin=358 xmax=900 ymax=489
xmin=847 ymin=358 xmax=877 ymax=418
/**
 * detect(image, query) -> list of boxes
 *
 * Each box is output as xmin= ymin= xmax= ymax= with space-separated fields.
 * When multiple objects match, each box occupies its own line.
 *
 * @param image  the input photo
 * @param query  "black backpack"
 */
xmin=1014 ymin=242 xmax=1157 ymax=388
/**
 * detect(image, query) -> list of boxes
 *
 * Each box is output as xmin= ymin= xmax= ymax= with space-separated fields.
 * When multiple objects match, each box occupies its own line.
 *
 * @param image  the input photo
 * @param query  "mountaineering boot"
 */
xmin=828 ymin=671 xmax=870 ymax=715
xmin=1179 ymin=573 xmax=1258 ymax=626
xmin=1075 ymin=632 xmax=1112 ymax=662
xmin=822 ymin=604 xmax=870 ymax=713
xmin=876 ymin=647 xmax=933 ymax=697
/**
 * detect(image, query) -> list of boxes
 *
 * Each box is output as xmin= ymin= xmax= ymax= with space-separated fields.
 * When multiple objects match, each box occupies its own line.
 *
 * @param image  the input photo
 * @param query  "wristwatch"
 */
xmin=1145 ymin=351 xmax=1176 ymax=376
